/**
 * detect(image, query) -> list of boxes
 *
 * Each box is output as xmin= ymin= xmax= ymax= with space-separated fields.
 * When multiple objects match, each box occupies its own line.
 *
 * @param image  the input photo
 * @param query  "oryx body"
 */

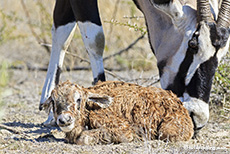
xmin=39 ymin=0 xmax=230 ymax=132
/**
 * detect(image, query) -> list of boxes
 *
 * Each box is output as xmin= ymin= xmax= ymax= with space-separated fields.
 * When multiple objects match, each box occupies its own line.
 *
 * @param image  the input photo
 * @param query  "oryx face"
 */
xmin=135 ymin=0 xmax=230 ymax=130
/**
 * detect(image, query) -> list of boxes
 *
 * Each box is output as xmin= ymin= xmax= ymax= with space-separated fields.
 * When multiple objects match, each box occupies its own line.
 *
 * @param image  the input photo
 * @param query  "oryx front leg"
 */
xmin=40 ymin=22 xmax=76 ymax=125
xmin=78 ymin=21 xmax=106 ymax=84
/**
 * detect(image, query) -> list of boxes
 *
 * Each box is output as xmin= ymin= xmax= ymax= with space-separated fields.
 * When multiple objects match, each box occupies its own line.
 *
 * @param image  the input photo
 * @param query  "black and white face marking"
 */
xmin=161 ymin=21 xmax=229 ymax=129
xmin=135 ymin=0 xmax=230 ymax=130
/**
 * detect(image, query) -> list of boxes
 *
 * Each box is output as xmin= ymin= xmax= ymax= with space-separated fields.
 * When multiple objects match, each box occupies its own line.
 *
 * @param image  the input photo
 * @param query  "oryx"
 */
xmin=39 ymin=0 xmax=230 ymax=133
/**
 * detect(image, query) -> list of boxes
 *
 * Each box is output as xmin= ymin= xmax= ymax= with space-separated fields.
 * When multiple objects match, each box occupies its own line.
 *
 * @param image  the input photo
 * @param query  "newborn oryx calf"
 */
xmin=41 ymin=81 xmax=194 ymax=144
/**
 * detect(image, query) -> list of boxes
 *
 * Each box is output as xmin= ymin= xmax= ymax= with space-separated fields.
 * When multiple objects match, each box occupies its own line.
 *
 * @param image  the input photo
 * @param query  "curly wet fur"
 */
xmin=50 ymin=81 xmax=194 ymax=144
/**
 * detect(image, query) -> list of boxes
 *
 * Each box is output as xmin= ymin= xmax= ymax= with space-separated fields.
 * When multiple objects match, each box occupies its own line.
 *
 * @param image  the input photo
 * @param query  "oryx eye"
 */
xmin=77 ymin=104 xmax=80 ymax=110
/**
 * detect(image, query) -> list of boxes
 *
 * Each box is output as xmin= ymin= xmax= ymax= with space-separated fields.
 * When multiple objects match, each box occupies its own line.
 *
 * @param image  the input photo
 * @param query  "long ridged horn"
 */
xmin=197 ymin=0 xmax=213 ymax=23
xmin=217 ymin=0 xmax=230 ymax=28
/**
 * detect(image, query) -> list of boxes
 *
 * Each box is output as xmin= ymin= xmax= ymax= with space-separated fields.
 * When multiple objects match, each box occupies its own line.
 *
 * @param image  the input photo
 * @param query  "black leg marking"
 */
xmin=55 ymin=66 xmax=62 ymax=86
xmin=93 ymin=73 xmax=106 ymax=85
xmin=166 ymin=50 xmax=194 ymax=97
xmin=54 ymin=0 xmax=102 ymax=27
xmin=166 ymin=31 xmax=200 ymax=97
xmin=70 ymin=0 xmax=102 ymax=26
xmin=54 ymin=0 xmax=76 ymax=28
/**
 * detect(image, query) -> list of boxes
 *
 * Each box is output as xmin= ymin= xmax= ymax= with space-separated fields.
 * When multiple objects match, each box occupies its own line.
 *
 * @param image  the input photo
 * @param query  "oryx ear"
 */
xmin=87 ymin=92 xmax=113 ymax=108
xmin=41 ymin=97 xmax=53 ymax=113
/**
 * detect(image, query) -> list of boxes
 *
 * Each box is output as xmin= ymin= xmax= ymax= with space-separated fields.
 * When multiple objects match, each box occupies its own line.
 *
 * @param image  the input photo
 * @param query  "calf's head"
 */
xmin=42 ymin=81 xmax=113 ymax=132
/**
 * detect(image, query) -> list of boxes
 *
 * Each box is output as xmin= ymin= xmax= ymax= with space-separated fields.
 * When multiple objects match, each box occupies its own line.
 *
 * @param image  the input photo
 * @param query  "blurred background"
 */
xmin=0 ymin=0 xmax=155 ymax=71
xmin=0 ymin=0 xmax=229 ymax=120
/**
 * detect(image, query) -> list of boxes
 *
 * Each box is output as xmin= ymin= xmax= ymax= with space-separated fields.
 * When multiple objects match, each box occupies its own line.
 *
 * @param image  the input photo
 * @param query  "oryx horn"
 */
xmin=197 ymin=0 xmax=213 ymax=23
xmin=217 ymin=0 xmax=230 ymax=28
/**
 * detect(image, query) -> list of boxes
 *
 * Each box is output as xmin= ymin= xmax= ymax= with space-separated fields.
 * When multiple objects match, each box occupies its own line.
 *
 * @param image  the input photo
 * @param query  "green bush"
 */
xmin=212 ymin=52 xmax=230 ymax=119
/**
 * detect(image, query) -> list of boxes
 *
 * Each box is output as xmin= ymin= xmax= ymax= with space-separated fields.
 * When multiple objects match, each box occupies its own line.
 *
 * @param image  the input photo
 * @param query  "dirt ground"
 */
xmin=0 ymin=68 xmax=229 ymax=154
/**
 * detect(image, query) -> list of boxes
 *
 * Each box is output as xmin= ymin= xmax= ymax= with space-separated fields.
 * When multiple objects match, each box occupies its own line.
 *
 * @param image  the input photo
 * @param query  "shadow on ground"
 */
xmin=1 ymin=122 xmax=65 ymax=143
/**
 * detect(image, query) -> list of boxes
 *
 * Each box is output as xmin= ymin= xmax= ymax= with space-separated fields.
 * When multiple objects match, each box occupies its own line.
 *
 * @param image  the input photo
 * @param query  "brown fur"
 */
xmin=48 ymin=81 xmax=194 ymax=145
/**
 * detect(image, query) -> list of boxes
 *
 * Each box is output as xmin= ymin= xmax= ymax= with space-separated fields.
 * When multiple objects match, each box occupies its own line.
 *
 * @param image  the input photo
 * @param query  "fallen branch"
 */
xmin=10 ymin=65 xmax=123 ymax=72
xmin=39 ymin=34 xmax=145 ymax=62
xmin=37 ymin=35 xmax=155 ymax=82
xmin=10 ymin=64 xmax=159 ymax=85
xmin=104 ymin=70 xmax=126 ymax=81
xmin=126 ymin=75 xmax=160 ymax=85
xmin=65 ymin=51 xmax=91 ymax=64
xmin=123 ymin=15 xmax=144 ymax=19
xmin=103 ymin=35 xmax=145 ymax=61
xmin=10 ymin=65 xmax=89 ymax=71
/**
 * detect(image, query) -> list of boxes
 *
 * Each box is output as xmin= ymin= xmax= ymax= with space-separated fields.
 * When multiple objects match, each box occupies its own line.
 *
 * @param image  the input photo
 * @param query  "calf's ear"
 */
xmin=41 ymin=97 xmax=53 ymax=113
xmin=87 ymin=92 xmax=113 ymax=108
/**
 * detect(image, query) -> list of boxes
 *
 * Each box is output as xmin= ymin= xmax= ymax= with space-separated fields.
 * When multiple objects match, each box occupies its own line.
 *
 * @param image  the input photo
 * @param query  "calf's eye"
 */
xmin=77 ymin=98 xmax=81 ymax=103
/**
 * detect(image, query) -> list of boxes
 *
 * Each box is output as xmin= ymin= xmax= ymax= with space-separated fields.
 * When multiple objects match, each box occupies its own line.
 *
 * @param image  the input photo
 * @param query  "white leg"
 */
xmin=40 ymin=22 xmax=76 ymax=125
xmin=77 ymin=21 xmax=106 ymax=84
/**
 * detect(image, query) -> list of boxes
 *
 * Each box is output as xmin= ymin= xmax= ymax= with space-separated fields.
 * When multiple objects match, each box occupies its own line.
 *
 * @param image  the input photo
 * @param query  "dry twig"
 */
xmin=39 ymin=33 xmax=145 ymax=62
xmin=103 ymin=34 xmax=145 ymax=61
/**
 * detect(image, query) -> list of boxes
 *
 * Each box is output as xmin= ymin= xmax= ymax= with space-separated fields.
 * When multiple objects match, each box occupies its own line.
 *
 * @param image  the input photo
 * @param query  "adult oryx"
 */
xmin=39 ymin=0 xmax=230 ymax=133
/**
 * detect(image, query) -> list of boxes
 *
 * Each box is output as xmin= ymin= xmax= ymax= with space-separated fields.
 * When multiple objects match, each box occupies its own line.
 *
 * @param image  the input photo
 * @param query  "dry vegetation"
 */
xmin=0 ymin=0 xmax=229 ymax=153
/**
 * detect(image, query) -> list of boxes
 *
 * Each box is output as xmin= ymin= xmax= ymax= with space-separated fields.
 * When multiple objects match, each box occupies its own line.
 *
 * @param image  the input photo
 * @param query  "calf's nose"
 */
xmin=58 ymin=114 xmax=72 ymax=125
xmin=59 ymin=118 xmax=66 ymax=125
